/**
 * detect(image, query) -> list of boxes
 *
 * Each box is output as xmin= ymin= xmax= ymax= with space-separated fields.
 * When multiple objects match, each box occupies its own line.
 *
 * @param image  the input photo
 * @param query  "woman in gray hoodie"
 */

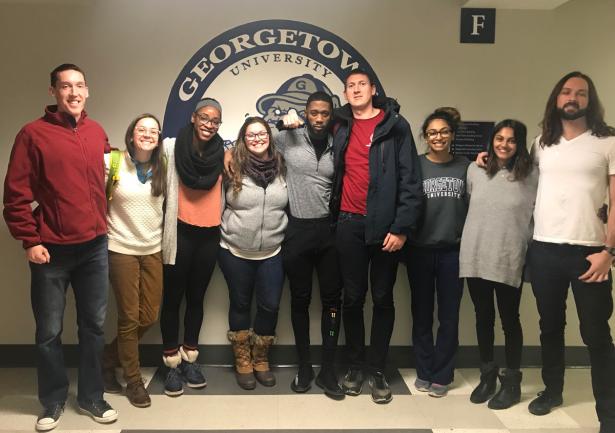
xmin=219 ymin=116 xmax=288 ymax=390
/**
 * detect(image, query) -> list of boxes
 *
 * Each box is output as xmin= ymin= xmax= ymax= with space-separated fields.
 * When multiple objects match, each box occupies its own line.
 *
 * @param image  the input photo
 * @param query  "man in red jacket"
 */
xmin=3 ymin=64 xmax=118 ymax=431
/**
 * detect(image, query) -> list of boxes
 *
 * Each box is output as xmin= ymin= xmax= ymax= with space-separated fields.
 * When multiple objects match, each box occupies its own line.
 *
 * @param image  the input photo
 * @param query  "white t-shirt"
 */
xmin=532 ymin=131 xmax=615 ymax=246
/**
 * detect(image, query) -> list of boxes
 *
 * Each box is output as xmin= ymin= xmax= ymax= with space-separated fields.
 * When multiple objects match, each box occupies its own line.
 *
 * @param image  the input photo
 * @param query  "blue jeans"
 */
xmin=405 ymin=246 xmax=463 ymax=385
xmin=217 ymin=248 xmax=284 ymax=335
xmin=30 ymin=235 xmax=109 ymax=408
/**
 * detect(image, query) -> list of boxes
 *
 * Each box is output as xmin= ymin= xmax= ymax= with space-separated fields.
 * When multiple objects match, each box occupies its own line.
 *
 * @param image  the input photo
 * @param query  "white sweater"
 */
xmin=105 ymin=152 xmax=164 ymax=255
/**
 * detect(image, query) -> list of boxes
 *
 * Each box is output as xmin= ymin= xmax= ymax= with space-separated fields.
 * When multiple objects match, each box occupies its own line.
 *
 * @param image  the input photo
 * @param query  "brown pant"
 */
xmin=103 ymin=251 xmax=163 ymax=384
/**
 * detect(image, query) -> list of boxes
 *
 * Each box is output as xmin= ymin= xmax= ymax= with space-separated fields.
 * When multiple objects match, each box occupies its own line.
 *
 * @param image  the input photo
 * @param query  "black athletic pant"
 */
xmin=283 ymin=215 xmax=342 ymax=365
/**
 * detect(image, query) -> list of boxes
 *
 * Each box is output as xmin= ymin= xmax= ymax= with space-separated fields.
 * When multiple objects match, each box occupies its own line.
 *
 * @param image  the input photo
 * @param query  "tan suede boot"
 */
xmin=227 ymin=330 xmax=256 ymax=390
xmin=251 ymin=334 xmax=276 ymax=387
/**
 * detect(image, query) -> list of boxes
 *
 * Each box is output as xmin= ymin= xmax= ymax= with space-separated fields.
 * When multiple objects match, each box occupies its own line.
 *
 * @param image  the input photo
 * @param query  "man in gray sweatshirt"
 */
xmin=276 ymin=92 xmax=345 ymax=399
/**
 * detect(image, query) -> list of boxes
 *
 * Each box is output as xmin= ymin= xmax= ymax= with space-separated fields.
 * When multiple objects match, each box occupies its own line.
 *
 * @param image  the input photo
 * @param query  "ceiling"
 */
xmin=463 ymin=0 xmax=571 ymax=9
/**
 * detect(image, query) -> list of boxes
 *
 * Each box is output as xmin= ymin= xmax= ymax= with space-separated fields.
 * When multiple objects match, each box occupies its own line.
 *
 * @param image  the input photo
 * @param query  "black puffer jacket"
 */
xmin=330 ymin=97 xmax=423 ymax=245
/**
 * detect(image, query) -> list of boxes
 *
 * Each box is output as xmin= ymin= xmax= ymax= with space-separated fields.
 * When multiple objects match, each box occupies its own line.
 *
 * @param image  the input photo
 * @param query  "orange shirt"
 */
xmin=177 ymin=175 xmax=222 ymax=227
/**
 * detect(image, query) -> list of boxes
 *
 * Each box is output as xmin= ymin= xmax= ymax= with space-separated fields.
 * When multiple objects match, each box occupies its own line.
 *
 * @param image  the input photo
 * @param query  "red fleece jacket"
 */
xmin=3 ymin=105 xmax=110 ymax=248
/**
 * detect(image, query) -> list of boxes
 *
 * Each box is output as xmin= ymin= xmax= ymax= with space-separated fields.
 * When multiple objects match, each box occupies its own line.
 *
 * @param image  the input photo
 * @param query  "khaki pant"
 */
xmin=103 ymin=251 xmax=163 ymax=384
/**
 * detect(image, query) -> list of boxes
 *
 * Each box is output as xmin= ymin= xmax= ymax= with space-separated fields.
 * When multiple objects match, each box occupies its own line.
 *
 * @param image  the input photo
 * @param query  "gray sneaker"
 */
xmin=342 ymin=367 xmax=364 ymax=396
xmin=414 ymin=377 xmax=431 ymax=392
xmin=428 ymin=383 xmax=448 ymax=398
xmin=368 ymin=370 xmax=392 ymax=404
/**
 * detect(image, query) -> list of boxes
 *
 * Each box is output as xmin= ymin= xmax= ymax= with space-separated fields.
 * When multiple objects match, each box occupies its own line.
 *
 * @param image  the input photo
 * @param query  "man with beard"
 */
xmin=275 ymin=92 xmax=345 ymax=399
xmin=526 ymin=71 xmax=615 ymax=433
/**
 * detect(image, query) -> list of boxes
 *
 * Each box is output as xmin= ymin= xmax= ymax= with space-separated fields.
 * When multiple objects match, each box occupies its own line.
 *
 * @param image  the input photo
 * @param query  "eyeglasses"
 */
xmin=135 ymin=127 xmax=160 ymax=137
xmin=425 ymin=128 xmax=452 ymax=139
xmin=194 ymin=113 xmax=222 ymax=128
xmin=245 ymin=131 xmax=269 ymax=141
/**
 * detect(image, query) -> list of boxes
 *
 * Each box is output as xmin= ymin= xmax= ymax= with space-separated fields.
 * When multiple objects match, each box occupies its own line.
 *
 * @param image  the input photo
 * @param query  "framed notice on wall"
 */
xmin=451 ymin=121 xmax=494 ymax=161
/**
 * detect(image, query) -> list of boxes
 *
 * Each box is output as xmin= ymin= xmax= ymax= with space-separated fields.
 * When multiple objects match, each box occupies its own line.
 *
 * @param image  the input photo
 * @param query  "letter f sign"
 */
xmin=460 ymin=8 xmax=495 ymax=43
xmin=471 ymin=15 xmax=486 ymax=35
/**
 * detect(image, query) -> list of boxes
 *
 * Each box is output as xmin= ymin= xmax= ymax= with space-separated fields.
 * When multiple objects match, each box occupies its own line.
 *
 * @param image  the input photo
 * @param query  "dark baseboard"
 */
xmin=0 ymin=344 xmax=590 ymax=368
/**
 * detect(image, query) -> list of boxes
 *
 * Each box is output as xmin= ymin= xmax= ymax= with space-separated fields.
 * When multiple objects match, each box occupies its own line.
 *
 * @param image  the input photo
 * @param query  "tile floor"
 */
xmin=0 ymin=366 xmax=600 ymax=433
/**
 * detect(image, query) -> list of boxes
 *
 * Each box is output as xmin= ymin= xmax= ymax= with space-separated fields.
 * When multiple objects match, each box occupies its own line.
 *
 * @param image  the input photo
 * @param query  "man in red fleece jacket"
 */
xmin=3 ymin=64 xmax=118 ymax=431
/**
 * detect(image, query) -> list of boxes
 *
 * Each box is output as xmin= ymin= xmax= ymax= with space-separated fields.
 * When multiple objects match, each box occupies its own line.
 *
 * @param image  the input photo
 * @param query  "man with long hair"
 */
xmin=527 ymin=71 xmax=615 ymax=433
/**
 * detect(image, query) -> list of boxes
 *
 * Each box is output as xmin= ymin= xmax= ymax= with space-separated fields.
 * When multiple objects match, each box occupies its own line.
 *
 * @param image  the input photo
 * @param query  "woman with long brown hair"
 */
xmin=219 ymin=116 xmax=288 ymax=390
xmin=460 ymin=119 xmax=537 ymax=409
xmin=102 ymin=113 xmax=166 ymax=408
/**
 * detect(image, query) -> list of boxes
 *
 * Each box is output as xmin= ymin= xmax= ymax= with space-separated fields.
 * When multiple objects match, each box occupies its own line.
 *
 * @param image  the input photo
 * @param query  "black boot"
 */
xmin=470 ymin=361 xmax=498 ymax=403
xmin=488 ymin=369 xmax=522 ymax=409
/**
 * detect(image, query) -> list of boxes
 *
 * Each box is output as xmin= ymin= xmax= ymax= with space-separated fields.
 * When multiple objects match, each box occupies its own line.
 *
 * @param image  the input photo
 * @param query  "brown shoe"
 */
xmin=252 ymin=334 xmax=276 ymax=387
xmin=103 ymin=367 xmax=122 ymax=394
xmin=126 ymin=379 xmax=151 ymax=408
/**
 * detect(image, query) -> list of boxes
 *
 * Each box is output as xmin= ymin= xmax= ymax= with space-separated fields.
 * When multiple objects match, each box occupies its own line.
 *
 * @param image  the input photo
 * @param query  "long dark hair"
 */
xmin=540 ymin=71 xmax=615 ymax=147
xmin=228 ymin=117 xmax=285 ymax=196
xmin=125 ymin=113 xmax=167 ymax=197
xmin=485 ymin=119 xmax=533 ymax=181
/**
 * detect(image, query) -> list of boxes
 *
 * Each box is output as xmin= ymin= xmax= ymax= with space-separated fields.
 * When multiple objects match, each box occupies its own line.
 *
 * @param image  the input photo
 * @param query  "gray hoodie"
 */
xmin=220 ymin=175 xmax=288 ymax=254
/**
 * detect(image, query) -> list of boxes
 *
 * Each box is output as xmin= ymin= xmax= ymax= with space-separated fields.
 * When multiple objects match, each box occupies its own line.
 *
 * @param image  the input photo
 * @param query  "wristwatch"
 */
xmin=603 ymin=246 xmax=615 ymax=256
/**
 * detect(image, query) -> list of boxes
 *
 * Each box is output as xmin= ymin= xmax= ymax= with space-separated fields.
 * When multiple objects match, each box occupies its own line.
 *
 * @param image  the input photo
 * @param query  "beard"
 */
xmin=557 ymin=103 xmax=587 ymax=121
xmin=307 ymin=123 xmax=330 ymax=139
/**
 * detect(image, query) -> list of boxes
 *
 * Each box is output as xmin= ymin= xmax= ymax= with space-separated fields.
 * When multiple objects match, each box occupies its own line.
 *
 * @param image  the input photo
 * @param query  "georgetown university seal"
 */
xmin=163 ymin=19 xmax=383 ymax=142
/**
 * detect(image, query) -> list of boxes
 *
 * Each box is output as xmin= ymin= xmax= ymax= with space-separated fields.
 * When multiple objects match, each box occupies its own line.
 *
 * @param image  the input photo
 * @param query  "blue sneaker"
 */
xmin=179 ymin=361 xmax=207 ymax=388
xmin=36 ymin=403 xmax=63 ymax=431
xmin=78 ymin=399 xmax=118 ymax=424
xmin=164 ymin=367 xmax=184 ymax=396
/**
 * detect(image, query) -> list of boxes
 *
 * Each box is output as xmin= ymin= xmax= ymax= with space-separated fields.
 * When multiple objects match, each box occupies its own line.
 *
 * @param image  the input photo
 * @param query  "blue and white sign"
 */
xmin=163 ymin=19 xmax=383 ymax=141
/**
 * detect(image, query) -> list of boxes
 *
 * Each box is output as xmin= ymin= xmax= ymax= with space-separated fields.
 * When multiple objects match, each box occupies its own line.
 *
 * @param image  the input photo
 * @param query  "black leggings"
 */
xmin=160 ymin=221 xmax=219 ymax=352
xmin=467 ymin=277 xmax=523 ymax=369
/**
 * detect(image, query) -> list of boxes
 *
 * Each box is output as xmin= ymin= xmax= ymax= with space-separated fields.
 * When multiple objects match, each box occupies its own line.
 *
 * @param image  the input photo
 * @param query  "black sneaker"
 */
xmin=290 ymin=364 xmax=314 ymax=393
xmin=164 ymin=367 xmax=184 ymax=396
xmin=342 ymin=367 xmax=364 ymax=396
xmin=368 ymin=370 xmax=393 ymax=404
xmin=179 ymin=361 xmax=207 ymax=388
xmin=528 ymin=391 xmax=563 ymax=416
xmin=315 ymin=367 xmax=345 ymax=400
xmin=78 ymin=399 xmax=118 ymax=424
xmin=35 ymin=403 xmax=63 ymax=431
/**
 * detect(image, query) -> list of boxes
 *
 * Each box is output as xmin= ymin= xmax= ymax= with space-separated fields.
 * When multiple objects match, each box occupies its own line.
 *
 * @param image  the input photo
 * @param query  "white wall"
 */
xmin=0 ymin=0 xmax=613 ymax=346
